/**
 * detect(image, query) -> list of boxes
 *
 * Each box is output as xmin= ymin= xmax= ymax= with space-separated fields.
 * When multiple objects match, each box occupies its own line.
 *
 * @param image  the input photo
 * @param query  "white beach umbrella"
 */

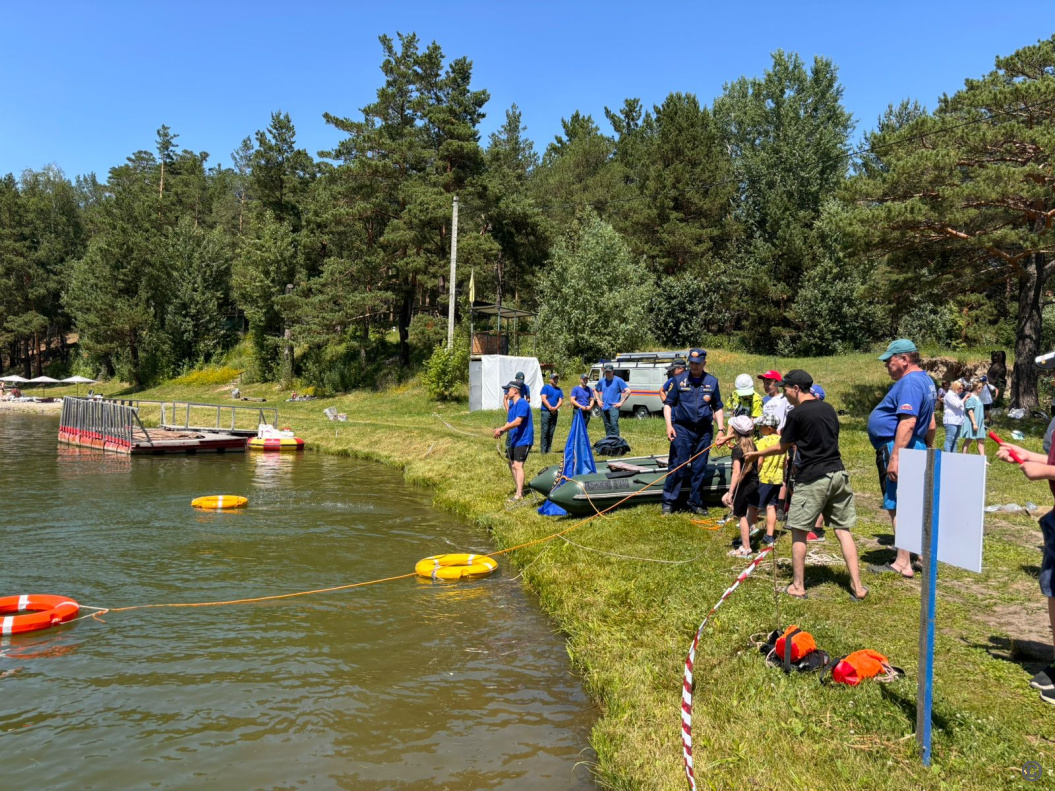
xmin=0 ymin=375 xmax=29 ymax=383
xmin=61 ymin=375 xmax=97 ymax=396
xmin=27 ymin=376 xmax=60 ymax=395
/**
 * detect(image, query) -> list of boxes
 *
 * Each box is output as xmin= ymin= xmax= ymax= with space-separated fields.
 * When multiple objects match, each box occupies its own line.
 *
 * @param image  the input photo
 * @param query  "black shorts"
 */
xmin=508 ymin=444 xmax=530 ymax=463
xmin=732 ymin=476 xmax=760 ymax=518
xmin=757 ymin=483 xmax=781 ymax=509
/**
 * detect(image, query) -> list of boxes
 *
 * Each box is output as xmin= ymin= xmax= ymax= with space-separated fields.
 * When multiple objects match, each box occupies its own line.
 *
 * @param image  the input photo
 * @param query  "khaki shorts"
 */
xmin=786 ymin=471 xmax=856 ymax=532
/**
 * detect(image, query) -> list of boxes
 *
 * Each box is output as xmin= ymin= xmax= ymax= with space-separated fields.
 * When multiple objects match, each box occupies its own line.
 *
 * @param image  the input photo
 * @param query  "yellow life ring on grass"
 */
xmin=191 ymin=495 xmax=248 ymax=510
xmin=415 ymin=553 xmax=498 ymax=581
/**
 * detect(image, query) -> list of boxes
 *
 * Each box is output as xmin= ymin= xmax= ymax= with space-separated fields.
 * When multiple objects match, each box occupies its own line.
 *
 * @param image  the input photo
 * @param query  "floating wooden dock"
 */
xmin=59 ymin=398 xmax=246 ymax=455
xmin=106 ymin=399 xmax=278 ymax=437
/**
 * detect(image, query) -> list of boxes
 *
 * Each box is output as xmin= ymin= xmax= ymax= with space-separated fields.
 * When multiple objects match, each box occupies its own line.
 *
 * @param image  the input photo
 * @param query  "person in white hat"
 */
xmin=728 ymin=373 xmax=763 ymax=419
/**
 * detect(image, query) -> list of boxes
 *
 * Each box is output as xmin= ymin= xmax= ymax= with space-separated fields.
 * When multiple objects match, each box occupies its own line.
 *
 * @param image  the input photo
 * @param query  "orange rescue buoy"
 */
xmin=0 ymin=595 xmax=80 ymax=635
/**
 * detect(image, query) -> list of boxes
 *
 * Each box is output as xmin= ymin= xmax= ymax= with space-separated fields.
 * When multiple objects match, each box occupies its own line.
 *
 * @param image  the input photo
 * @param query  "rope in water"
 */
xmin=80 ymin=435 xmax=724 ymax=620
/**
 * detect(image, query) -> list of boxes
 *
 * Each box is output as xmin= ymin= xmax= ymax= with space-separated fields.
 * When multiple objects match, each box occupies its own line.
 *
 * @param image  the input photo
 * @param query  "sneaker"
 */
xmin=661 ymin=503 xmax=673 ymax=516
xmin=806 ymin=531 xmax=825 ymax=543
xmin=1030 ymin=664 xmax=1055 ymax=691
xmin=689 ymin=505 xmax=709 ymax=516
xmin=1042 ymin=687 xmax=1055 ymax=705
xmin=762 ymin=535 xmax=776 ymax=546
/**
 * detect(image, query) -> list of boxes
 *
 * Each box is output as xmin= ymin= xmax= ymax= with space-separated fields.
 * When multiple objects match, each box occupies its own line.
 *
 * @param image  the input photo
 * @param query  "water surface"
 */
xmin=0 ymin=412 xmax=595 ymax=790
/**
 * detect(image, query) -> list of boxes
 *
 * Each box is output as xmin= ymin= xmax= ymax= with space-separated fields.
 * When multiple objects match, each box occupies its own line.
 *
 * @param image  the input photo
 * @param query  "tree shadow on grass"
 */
xmin=962 ymin=634 xmax=1051 ymax=677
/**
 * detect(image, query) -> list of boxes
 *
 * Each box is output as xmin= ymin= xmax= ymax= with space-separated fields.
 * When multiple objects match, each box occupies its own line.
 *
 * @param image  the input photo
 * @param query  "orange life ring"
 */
xmin=0 ymin=595 xmax=80 ymax=635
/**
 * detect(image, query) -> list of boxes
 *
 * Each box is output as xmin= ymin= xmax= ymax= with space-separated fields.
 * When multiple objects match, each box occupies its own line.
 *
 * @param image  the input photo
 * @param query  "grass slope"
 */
xmin=78 ymin=350 xmax=1054 ymax=790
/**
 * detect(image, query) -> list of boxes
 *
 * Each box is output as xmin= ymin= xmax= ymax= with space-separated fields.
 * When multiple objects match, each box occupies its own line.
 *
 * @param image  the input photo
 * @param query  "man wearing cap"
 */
xmin=729 ymin=374 xmax=763 ymax=418
xmin=661 ymin=357 xmax=687 ymax=404
xmin=502 ymin=371 xmax=530 ymax=413
xmin=661 ymin=348 xmax=726 ymax=515
xmin=745 ymin=370 xmax=867 ymax=600
xmin=759 ymin=370 xmax=791 ymax=430
xmin=867 ymin=339 xmax=937 ymax=579
xmin=595 ymin=364 xmax=629 ymax=437
xmin=978 ymin=375 xmax=998 ymax=420
xmin=539 ymin=373 xmax=564 ymax=454
xmin=570 ymin=373 xmax=596 ymax=429
xmin=494 ymin=380 xmax=534 ymax=500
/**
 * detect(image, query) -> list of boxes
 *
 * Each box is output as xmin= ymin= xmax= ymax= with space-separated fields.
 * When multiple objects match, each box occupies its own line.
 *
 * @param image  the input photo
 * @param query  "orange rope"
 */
xmin=93 ymin=436 xmax=723 ymax=616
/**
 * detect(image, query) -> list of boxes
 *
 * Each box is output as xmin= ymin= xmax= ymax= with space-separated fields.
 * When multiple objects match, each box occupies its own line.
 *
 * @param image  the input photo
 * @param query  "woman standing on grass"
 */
xmin=942 ymin=380 xmax=966 ymax=453
xmin=961 ymin=379 xmax=987 ymax=457
xmin=722 ymin=415 xmax=760 ymax=559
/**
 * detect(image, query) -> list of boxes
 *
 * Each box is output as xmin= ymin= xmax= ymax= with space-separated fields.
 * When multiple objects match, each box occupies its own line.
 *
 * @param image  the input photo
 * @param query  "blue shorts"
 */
xmin=1040 ymin=510 xmax=1055 ymax=598
xmin=757 ymin=483 xmax=782 ymax=509
xmin=876 ymin=438 xmax=926 ymax=511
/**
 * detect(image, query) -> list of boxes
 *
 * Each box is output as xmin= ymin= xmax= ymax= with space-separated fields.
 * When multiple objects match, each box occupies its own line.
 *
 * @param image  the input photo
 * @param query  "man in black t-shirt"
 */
xmin=745 ymin=369 xmax=868 ymax=601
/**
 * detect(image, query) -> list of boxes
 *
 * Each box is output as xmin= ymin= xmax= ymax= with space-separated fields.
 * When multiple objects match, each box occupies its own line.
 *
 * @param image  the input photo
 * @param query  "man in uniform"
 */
xmin=494 ymin=380 xmax=534 ymax=500
xmin=570 ymin=373 xmax=595 ymax=429
xmin=595 ymin=363 xmax=629 ymax=437
xmin=661 ymin=357 xmax=687 ymax=403
xmin=661 ymin=348 xmax=726 ymax=515
xmin=539 ymin=372 xmax=564 ymax=454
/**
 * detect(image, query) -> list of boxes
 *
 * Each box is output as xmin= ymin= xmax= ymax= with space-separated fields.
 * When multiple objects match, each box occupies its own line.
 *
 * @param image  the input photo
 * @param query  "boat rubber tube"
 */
xmin=0 ymin=595 xmax=80 ymax=635
xmin=415 ymin=553 xmax=498 ymax=581
xmin=191 ymin=495 xmax=249 ymax=509
xmin=248 ymin=437 xmax=305 ymax=451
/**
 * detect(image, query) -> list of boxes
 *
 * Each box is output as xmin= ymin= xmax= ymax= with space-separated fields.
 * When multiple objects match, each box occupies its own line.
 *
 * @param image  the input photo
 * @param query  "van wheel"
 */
xmin=634 ymin=406 xmax=650 ymax=419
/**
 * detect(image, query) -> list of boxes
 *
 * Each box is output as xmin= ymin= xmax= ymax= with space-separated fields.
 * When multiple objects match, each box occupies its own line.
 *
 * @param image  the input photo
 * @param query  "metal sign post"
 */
xmin=915 ymin=448 xmax=941 ymax=765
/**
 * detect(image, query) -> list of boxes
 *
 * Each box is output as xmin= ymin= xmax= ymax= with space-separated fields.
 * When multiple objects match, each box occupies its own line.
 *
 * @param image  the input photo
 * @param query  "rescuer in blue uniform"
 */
xmin=661 ymin=348 xmax=726 ymax=515
xmin=661 ymin=357 xmax=687 ymax=404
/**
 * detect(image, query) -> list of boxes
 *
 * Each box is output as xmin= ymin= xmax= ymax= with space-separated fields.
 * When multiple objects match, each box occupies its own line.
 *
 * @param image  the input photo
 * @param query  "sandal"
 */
xmin=868 ymin=563 xmax=913 ymax=579
xmin=728 ymin=548 xmax=753 ymax=558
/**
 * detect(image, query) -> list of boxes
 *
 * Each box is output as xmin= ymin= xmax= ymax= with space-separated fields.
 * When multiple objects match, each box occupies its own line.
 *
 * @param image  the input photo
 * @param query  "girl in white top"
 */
xmin=942 ymin=380 xmax=966 ymax=453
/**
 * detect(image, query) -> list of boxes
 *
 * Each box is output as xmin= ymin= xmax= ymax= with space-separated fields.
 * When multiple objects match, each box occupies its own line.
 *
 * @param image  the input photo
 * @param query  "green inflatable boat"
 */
xmin=528 ymin=454 xmax=733 ymax=516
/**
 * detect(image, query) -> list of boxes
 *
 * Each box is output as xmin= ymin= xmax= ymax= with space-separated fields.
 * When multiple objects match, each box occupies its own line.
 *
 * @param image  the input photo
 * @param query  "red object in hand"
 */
xmin=988 ymin=431 xmax=1025 ymax=464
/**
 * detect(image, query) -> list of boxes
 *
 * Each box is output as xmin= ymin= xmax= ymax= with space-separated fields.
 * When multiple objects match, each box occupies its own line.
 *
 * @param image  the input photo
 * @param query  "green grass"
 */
xmin=84 ymin=351 xmax=1055 ymax=790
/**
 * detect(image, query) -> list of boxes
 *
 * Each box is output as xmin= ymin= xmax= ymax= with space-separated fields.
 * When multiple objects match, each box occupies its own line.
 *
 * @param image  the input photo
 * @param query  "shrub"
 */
xmin=173 ymin=367 xmax=245 ymax=386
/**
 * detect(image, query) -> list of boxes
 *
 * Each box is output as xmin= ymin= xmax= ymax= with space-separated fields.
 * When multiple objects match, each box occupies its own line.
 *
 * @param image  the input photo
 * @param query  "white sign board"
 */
xmin=894 ymin=448 xmax=986 ymax=573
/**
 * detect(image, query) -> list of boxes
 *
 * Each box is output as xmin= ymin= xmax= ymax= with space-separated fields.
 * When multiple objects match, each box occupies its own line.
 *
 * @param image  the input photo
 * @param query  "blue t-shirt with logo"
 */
xmin=867 ymin=370 xmax=937 ymax=448
xmin=571 ymin=385 xmax=592 ymax=408
xmin=595 ymin=376 xmax=628 ymax=409
xmin=540 ymin=384 xmax=563 ymax=410
xmin=507 ymin=398 xmax=533 ymax=447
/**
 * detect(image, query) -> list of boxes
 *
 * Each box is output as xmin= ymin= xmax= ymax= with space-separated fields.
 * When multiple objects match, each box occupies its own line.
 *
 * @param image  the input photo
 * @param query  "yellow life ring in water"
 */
xmin=191 ymin=495 xmax=248 ymax=510
xmin=415 ymin=553 xmax=498 ymax=581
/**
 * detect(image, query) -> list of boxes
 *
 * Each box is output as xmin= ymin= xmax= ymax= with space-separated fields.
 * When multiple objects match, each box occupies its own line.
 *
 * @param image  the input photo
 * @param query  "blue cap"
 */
xmin=810 ymin=384 xmax=826 ymax=400
xmin=687 ymin=348 xmax=707 ymax=365
xmin=878 ymin=339 xmax=918 ymax=361
xmin=515 ymin=371 xmax=525 ymax=380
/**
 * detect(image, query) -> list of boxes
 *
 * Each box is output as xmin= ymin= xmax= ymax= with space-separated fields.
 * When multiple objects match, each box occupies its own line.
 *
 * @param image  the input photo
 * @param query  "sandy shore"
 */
xmin=0 ymin=399 xmax=63 ymax=413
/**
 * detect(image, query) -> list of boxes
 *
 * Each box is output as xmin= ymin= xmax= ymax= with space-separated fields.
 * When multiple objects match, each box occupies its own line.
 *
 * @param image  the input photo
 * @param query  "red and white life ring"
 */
xmin=0 ymin=595 xmax=80 ymax=635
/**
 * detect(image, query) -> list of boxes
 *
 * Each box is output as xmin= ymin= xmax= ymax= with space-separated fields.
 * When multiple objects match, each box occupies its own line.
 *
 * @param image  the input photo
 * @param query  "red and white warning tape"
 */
xmin=681 ymin=546 xmax=773 ymax=791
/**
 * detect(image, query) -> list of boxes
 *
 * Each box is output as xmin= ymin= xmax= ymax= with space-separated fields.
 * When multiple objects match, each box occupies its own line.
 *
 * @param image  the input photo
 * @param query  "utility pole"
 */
xmin=447 ymin=195 xmax=459 ymax=350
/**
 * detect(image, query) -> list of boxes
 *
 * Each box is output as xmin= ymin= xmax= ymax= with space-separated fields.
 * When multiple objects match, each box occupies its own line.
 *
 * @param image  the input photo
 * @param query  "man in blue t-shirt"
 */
xmin=594 ymin=363 xmax=629 ymax=437
xmin=539 ymin=373 xmax=564 ymax=454
xmin=494 ymin=380 xmax=534 ymax=500
xmin=570 ymin=373 xmax=596 ymax=430
xmin=661 ymin=348 xmax=726 ymax=515
xmin=867 ymin=338 xmax=937 ymax=579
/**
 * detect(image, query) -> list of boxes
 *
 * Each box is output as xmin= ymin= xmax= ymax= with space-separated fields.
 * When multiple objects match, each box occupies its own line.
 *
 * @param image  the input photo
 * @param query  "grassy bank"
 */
xmin=70 ymin=351 xmax=1055 ymax=789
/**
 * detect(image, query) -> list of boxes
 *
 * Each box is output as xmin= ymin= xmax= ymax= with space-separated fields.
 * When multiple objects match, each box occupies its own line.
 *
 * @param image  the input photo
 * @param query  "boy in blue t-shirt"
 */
xmin=570 ymin=373 xmax=595 ymax=429
xmin=494 ymin=381 xmax=534 ymax=500
xmin=539 ymin=373 xmax=564 ymax=453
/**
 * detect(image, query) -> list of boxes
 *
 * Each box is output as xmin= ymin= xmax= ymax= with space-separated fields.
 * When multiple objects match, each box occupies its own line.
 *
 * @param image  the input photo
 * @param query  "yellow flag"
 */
xmin=468 ymin=268 xmax=475 ymax=303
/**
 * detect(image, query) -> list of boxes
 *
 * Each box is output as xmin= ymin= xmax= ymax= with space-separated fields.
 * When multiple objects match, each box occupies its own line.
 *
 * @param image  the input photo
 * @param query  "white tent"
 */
xmin=469 ymin=355 xmax=543 ymax=412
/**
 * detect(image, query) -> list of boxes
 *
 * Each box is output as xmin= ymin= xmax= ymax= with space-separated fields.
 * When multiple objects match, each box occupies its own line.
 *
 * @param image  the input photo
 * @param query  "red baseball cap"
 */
xmin=758 ymin=370 xmax=782 ymax=381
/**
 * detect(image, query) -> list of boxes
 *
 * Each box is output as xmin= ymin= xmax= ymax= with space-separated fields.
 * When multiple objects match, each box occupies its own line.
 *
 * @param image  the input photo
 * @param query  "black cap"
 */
xmin=503 ymin=380 xmax=522 ymax=391
xmin=549 ymin=372 xmax=559 ymax=380
xmin=778 ymin=369 xmax=814 ymax=390
xmin=603 ymin=363 xmax=614 ymax=371
xmin=515 ymin=371 xmax=525 ymax=380
xmin=672 ymin=357 xmax=686 ymax=367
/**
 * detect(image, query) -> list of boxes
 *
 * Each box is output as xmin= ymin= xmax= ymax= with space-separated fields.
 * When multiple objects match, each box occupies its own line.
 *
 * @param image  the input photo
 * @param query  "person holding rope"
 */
xmin=494 ymin=380 xmax=534 ymax=501
xmin=661 ymin=348 xmax=726 ymax=516
xmin=992 ymin=436 xmax=1055 ymax=704
xmin=744 ymin=369 xmax=867 ymax=601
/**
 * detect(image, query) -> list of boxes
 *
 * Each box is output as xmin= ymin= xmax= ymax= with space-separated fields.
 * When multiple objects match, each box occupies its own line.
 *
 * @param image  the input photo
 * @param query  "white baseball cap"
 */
xmin=734 ymin=374 xmax=754 ymax=397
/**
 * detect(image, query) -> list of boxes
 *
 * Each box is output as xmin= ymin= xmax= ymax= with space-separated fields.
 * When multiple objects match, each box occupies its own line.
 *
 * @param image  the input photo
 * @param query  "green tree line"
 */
xmin=1 ymin=33 xmax=1053 ymax=403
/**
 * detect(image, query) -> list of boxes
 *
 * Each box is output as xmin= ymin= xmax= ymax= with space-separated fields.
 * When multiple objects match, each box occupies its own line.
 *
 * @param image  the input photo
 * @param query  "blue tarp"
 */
xmin=538 ymin=409 xmax=597 ymax=516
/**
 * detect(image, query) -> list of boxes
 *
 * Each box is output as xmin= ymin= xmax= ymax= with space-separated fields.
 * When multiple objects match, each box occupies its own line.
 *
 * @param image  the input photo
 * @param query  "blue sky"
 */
xmin=2 ymin=2 xmax=1051 ymax=180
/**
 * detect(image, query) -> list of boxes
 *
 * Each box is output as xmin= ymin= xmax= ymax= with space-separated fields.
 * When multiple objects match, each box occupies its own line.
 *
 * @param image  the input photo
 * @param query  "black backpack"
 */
xmin=593 ymin=437 xmax=631 ymax=457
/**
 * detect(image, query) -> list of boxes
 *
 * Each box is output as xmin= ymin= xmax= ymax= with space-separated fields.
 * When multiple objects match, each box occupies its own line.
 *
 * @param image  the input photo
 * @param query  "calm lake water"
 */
xmin=0 ymin=412 xmax=595 ymax=790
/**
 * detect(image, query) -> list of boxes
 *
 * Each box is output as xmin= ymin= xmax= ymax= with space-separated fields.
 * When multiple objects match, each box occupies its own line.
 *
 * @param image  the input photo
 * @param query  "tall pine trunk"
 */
xmin=398 ymin=287 xmax=413 ymax=368
xmin=1011 ymin=253 xmax=1049 ymax=408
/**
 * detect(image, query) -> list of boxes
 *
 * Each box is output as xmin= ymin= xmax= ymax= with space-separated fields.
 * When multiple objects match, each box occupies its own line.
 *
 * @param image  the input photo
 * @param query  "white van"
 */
xmin=589 ymin=351 xmax=685 ymax=418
